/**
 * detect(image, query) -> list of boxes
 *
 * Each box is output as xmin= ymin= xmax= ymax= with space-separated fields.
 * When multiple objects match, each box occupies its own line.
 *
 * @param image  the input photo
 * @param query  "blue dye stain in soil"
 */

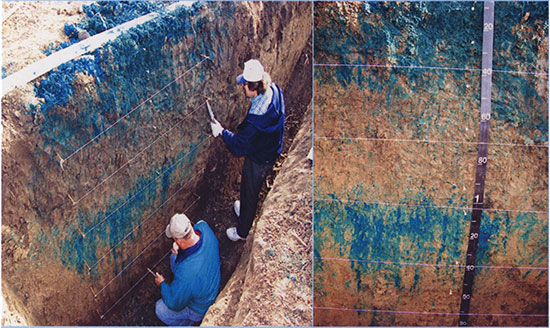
xmin=54 ymin=139 xmax=204 ymax=275
xmin=314 ymin=196 xmax=547 ymax=295
xmin=25 ymin=1 xmax=226 ymax=274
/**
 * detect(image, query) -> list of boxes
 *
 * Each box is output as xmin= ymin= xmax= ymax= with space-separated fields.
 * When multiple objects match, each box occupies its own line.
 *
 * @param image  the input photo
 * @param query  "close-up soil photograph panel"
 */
xmin=313 ymin=1 xmax=548 ymax=326
xmin=2 ymin=1 xmax=313 ymax=326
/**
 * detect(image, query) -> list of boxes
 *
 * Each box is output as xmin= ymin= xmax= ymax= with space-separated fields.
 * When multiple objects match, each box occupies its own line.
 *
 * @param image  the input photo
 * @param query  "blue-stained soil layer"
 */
xmin=26 ymin=2 xmax=221 ymax=277
xmin=314 ymin=199 xmax=469 ymax=266
xmin=43 ymin=2 xmax=167 ymax=55
xmin=314 ymin=1 xmax=548 ymax=326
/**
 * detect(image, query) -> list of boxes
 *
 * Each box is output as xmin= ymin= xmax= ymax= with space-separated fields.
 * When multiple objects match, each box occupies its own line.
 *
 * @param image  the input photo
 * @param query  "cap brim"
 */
xmin=165 ymin=224 xmax=173 ymax=238
xmin=236 ymin=74 xmax=246 ymax=84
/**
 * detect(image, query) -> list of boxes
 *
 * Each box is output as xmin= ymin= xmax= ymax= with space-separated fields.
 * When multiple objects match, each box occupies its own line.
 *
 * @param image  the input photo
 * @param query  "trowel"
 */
xmin=206 ymin=99 xmax=215 ymax=122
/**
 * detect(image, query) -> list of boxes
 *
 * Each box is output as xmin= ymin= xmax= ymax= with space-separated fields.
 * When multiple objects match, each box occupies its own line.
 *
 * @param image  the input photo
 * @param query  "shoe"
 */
xmin=234 ymin=200 xmax=240 ymax=217
xmin=226 ymin=227 xmax=246 ymax=241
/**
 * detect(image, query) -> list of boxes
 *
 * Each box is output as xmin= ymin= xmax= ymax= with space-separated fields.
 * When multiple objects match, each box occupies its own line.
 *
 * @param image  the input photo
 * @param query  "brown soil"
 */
xmin=2 ymin=1 xmax=89 ymax=76
xmin=98 ymin=39 xmax=313 ymax=326
xmin=1 ymin=2 xmax=313 ymax=326
xmin=203 ymin=94 xmax=312 ymax=326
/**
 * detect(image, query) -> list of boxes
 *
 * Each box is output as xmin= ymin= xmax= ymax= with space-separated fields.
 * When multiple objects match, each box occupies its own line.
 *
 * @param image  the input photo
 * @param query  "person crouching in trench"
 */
xmin=153 ymin=213 xmax=220 ymax=325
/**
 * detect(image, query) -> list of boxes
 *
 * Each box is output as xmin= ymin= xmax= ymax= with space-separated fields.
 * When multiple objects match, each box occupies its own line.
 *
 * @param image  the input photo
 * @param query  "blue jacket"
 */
xmin=222 ymin=83 xmax=285 ymax=165
xmin=160 ymin=221 xmax=220 ymax=314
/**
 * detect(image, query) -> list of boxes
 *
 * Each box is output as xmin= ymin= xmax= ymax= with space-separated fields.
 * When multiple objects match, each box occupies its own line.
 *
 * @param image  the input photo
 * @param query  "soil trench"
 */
xmin=99 ymin=39 xmax=312 ymax=326
xmin=1 ymin=2 xmax=313 ymax=325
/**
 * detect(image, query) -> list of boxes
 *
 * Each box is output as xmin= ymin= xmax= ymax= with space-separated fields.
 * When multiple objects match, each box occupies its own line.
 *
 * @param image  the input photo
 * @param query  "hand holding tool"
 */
xmin=210 ymin=119 xmax=223 ymax=137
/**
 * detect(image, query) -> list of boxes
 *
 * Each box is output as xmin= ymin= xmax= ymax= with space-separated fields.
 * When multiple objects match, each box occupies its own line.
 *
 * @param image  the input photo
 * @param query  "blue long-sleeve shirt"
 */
xmin=221 ymin=83 xmax=285 ymax=165
xmin=160 ymin=221 xmax=220 ymax=314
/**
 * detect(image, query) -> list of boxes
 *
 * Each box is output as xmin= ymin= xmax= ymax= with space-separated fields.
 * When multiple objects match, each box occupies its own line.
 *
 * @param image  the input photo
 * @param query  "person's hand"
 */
xmin=210 ymin=119 xmax=223 ymax=138
xmin=171 ymin=242 xmax=179 ymax=255
xmin=155 ymin=272 xmax=165 ymax=286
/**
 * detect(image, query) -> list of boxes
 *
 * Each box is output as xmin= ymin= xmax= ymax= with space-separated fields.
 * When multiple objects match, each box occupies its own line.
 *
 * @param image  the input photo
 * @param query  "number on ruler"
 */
xmin=470 ymin=233 xmax=479 ymax=240
xmin=477 ymin=157 xmax=487 ymax=165
xmin=482 ymin=68 xmax=492 ymax=76
xmin=466 ymin=265 xmax=475 ymax=271
xmin=474 ymin=194 xmax=480 ymax=203
xmin=484 ymin=23 xmax=493 ymax=32
xmin=481 ymin=113 xmax=491 ymax=122
xmin=462 ymin=294 xmax=471 ymax=300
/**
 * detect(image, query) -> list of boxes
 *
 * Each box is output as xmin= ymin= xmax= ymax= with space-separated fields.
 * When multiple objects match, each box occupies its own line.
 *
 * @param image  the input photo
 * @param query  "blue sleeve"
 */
xmin=160 ymin=276 xmax=192 ymax=311
xmin=221 ymin=122 xmax=256 ymax=157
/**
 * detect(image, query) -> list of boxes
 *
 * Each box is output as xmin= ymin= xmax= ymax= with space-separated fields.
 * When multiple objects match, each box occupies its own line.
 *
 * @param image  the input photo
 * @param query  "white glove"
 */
xmin=210 ymin=119 xmax=223 ymax=138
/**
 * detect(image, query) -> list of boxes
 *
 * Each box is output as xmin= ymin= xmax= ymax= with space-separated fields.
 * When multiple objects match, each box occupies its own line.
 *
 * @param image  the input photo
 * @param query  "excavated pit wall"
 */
xmin=1 ymin=2 xmax=311 ymax=325
xmin=314 ymin=2 xmax=548 ymax=326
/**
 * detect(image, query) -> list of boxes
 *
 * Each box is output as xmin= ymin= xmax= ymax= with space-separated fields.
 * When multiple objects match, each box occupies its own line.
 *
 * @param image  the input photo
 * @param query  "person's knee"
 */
xmin=155 ymin=299 xmax=166 ymax=319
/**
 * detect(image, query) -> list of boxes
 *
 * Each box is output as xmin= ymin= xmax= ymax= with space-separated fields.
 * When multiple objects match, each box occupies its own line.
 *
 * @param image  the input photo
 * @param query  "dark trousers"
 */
xmin=237 ymin=157 xmax=272 ymax=238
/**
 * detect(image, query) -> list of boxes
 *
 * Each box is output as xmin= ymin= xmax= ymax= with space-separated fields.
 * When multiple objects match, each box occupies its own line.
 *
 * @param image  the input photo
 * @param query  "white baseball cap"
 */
xmin=165 ymin=213 xmax=193 ymax=239
xmin=236 ymin=59 xmax=265 ymax=84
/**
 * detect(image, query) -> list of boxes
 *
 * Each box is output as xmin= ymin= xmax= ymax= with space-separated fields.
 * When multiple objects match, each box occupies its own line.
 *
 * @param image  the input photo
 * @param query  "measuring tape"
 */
xmin=458 ymin=1 xmax=494 ymax=326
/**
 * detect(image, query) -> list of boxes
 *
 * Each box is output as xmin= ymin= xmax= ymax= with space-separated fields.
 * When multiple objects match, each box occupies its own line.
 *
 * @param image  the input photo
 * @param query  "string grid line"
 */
xmin=81 ymin=136 xmax=211 ymax=236
xmin=88 ymin=175 xmax=203 ymax=271
xmin=315 ymin=197 xmax=548 ymax=215
xmin=314 ymin=62 xmax=549 ymax=77
xmin=63 ymin=57 xmax=209 ymax=162
xmin=70 ymin=104 xmax=203 ymax=205
xmin=315 ymin=136 xmax=548 ymax=149
xmin=316 ymin=256 xmax=548 ymax=271
xmin=314 ymin=306 xmax=547 ymax=318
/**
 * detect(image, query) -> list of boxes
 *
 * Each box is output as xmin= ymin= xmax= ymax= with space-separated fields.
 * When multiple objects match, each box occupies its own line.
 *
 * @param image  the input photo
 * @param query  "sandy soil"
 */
xmin=2 ymin=2 xmax=313 ymax=325
xmin=2 ymin=2 xmax=89 ymax=76
xmin=97 ymin=37 xmax=313 ymax=326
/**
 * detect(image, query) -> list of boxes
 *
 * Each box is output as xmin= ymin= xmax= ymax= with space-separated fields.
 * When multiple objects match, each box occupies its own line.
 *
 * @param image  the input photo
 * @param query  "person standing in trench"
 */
xmin=210 ymin=59 xmax=285 ymax=241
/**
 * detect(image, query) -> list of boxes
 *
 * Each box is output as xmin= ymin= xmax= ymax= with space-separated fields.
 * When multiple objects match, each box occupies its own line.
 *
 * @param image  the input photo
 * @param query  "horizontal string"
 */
xmin=71 ymin=105 xmax=203 ymax=205
xmin=314 ymin=306 xmax=548 ymax=318
xmin=315 ymin=136 xmax=548 ymax=148
xmin=315 ymin=197 xmax=548 ymax=215
xmin=314 ymin=62 xmax=549 ymax=77
xmin=316 ymin=256 xmax=548 ymax=271
xmin=88 ymin=178 xmax=202 ymax=271
xmin=63 ymin=57 xmax=209 ymax=162
xmin=81 ymin=136 xmax=211 ymax=236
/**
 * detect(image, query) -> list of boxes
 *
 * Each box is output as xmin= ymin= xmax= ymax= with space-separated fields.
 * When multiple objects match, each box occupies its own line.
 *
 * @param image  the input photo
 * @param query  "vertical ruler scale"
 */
xmin=458 ymin=1 xmax=494 ymax=326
